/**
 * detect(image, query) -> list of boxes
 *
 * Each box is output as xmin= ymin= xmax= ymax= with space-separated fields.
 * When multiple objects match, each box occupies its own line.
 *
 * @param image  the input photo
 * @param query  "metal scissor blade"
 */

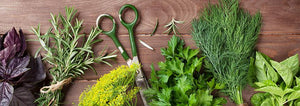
xmin=130 ymin=56 xmax=149 ymax=106
xmin=136 ymin=68 xmax=150 ymax=106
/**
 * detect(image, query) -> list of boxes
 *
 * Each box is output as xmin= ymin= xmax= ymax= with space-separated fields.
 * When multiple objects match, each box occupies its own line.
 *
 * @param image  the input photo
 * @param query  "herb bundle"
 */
xmin=144 ymin=35 xmax=226 ymax=106
xmin=32 ymin=7 xmax=116 ymax=105
xmin=79 ymin=64 xmax=140 ymax=106
xmin=191 ymin=0 xmax=262 ymax=104
xmin=250 ymin=52 xmax=300 ymax=106
xmin=0 ymin=28 xmax=46 ymax=106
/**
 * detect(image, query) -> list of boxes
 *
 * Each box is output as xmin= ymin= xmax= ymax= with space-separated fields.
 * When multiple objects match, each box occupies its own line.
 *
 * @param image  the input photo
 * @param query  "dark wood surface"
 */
xmin=1 ymin=0 xmax=300 ymax=105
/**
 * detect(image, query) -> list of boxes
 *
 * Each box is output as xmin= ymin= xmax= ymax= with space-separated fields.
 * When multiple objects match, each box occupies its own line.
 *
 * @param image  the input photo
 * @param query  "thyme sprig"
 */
xmin=32 ymin=7 xmax=116 ymax=106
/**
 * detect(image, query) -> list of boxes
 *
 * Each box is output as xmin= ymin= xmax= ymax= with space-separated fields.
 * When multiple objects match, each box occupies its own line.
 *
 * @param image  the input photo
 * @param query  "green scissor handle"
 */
xmin=96 ymin=14 xmax=130 ymax=61
xmin=119 ymin=4 xmax=139 ymax=57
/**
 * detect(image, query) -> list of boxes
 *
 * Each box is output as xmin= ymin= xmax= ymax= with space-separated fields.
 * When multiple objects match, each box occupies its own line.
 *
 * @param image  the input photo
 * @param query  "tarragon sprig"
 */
xmin=31 ymin=7 xmax=116 ymax=106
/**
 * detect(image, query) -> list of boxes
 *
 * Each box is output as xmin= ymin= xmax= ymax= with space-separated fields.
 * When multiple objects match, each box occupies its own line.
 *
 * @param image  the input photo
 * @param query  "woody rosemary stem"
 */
xmin=37 ymin=74 xmax=71 ymax=106
xmin=37 ymin=80 xmax=64 ymax=106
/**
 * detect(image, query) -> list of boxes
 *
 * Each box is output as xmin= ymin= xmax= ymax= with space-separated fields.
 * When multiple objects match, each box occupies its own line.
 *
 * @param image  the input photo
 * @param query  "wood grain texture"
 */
xmin=1 ymin=0 xmax=300 ymax=106
xmin=0 ymin=0 xmax=299 ymax=35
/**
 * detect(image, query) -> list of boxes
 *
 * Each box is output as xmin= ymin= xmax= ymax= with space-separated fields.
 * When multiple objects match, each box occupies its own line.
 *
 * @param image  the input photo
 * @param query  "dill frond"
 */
xmin=191 ymin=0 xmax=262 ymax=104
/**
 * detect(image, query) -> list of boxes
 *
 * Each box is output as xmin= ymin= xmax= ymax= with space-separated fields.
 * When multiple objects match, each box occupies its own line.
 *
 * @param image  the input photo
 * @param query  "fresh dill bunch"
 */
xmin=191 ymin=0 xmax=262 ymax=105
xmin=79 ymin=64 xmax=140 ymax=106
xmin=31 ymin=7 xmax=117 ymax=106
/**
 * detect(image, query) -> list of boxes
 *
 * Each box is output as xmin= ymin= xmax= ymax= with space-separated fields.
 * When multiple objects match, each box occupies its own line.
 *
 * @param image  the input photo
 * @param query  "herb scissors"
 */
xmin=96 ymin=4 xmax=149 ymax=106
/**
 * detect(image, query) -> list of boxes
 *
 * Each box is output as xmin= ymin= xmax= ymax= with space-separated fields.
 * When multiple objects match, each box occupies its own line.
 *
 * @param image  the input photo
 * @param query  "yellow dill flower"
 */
xmin=79 ymin=64 xmax=140 ymax=106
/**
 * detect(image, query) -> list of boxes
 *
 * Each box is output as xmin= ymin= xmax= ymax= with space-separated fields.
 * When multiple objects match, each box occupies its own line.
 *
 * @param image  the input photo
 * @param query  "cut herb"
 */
xmin=0 ymin=28 xmax=46 ymax=106
xmin=250 ymin=52 xmax=300 ymax=106
xmin=150 ymin=18 xmax=159 ymax=36
xmin=144 ymin=35 xmax=226 ymax=106
xmin=79 ymin=64 xmax=140 ymax=106
xmin=192 ymin=0 xmax=262 ymax=105
xmin=139 ymin=39 xmax=154 ymax=50
xmin=164 ymin=18 xmax=184 ymax=35
xmin=32 ymin=7 xmax=116 ymax=106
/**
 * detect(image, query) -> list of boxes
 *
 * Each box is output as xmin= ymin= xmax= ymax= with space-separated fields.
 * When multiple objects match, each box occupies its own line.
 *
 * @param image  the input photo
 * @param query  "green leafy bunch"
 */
xmin=191 ymin=0 xmax=262 ymax=104
xmin=250 ymin=52 xmax=300 ymax=106
xmin=31 ymin=7 xmax=116 ymax=106
xmin=144 ymin=35 xmax=226 ymax=106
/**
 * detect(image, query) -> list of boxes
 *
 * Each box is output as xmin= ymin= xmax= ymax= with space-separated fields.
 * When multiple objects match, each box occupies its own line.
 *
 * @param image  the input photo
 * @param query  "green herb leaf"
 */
xmin=212 ymin=98 xmax=227 ymax=106
xmin=280 ymin=54 xmax=299 ymax=77
xmin=197 ymin=90 xmax=213 ymax=106
xmin=207 ymin=78 xmax=215 ymax=89
xmin=288 ymin=89 xmax=300 ymax=102
xmin=296 ymin=77 xmax=300 ymax=86
xmin=175 ymin=76 xmax=193 ymax=93
xmin=270 ymin=60 xmax=293 ymax=87
xmin=255 ymin=80 xmax=277 ymax=87
xmin=255 ymin=52 xmax=278 ymax=83
xmin=255 ymin=86 xmax=294 ymax=97
xmin=251 ymin=93 xmax=271 ymax=106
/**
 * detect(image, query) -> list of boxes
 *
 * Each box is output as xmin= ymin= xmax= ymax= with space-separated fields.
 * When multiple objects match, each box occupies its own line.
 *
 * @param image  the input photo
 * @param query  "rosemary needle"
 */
xmin=139 ymin=39 xmax=154 ymax=50
xmin=150 ymin=18 xmax=159 ymax=36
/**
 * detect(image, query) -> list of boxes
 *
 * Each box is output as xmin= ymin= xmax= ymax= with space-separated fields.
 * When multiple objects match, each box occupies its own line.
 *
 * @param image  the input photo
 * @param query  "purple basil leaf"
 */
xmin=18 ymin=29 xmax=26 ymax=56
xmin=0 ymin=45 xmax=17 ymax=66
xmin=0 ymin=82 xmax=14 ymax=106
xmin=9 ymin=87 xmax=35 ymax=106
xmin=17 ymin=56 xmax=46 ymax=87
xmin=3 ymin=28 xmax=21 ymax=52
xmin=0 ymin=66 xmax=5 ymax=78
xmin=0 ymin=32 xmax=7 ymax=50
xmin=8 ymin=56 xmax=30 ymax=79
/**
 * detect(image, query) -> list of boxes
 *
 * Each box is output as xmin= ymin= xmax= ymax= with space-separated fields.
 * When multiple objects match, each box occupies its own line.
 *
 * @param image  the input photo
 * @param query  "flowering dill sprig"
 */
xmin=79 ymin=64 xmax=140 ymax=106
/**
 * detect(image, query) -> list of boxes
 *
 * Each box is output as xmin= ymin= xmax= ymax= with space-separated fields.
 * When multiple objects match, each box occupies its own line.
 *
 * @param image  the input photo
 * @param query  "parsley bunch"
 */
xmin=144 ymin=35 xmax=226 ymax=106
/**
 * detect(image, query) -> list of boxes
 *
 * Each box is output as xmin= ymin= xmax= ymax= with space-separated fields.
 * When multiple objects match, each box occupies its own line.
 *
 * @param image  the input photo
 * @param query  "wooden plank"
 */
xmin=63 ymin=80 xmax=96 ymax=106
xmin=0 ymin=0 xmax=299 ymax=35
xmin=24 ymin=34 xmax=300 ymax=80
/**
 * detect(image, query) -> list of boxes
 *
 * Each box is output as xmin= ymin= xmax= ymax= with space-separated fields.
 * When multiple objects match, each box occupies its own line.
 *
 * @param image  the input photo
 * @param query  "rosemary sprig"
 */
xmin=192 ymin=0 xmax=262 ymax=105
xmin=164 ymin=18 xmax=184 ymax=35
xmin=32 ymin=7 xmax=116 ymax=106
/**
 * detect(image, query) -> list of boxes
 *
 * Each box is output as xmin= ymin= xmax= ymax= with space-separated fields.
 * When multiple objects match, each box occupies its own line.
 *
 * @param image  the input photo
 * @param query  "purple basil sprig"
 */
xmin=0 ymin=28 xmax=45 ymax=106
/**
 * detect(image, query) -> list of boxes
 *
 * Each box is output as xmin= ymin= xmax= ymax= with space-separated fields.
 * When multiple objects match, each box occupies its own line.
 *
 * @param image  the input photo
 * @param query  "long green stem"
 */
xmin=235 ymin=86 xmax=243 ymax=105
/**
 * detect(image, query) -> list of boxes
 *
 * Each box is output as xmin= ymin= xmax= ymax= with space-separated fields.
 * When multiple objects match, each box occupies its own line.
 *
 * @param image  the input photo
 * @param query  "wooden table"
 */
xmin=0 ymin=0 xmax=299 ymax=105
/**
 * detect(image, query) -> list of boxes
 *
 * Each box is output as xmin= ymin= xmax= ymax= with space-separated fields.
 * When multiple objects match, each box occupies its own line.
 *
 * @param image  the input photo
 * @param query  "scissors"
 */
xmin=96 ymin=4 xmax=149 ymax=106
